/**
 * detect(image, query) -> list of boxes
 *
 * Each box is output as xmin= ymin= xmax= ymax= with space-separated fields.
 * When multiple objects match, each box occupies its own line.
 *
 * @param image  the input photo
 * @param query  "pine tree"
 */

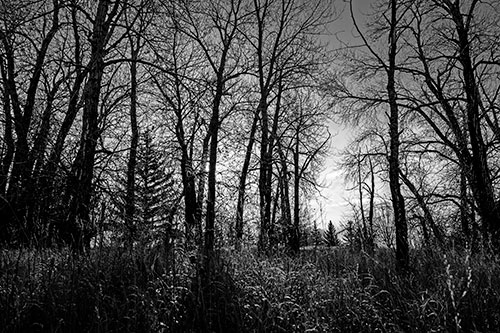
xmin=324 ymin=220 xmax=340 ymax=247
xmin=113 ymin=129 xmax=176 ymax=246
xmin=342 ymin=219 xmax=362 ymax=251
xmin=135 ymin=130 xmax=175 ymax=244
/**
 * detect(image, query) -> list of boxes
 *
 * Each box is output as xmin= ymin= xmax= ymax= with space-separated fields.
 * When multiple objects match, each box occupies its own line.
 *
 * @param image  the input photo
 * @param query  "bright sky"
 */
xmin=311 ymin=1 xmax=375 ymax=230
xmin=311 ymin=122 xmax=354 ymax=230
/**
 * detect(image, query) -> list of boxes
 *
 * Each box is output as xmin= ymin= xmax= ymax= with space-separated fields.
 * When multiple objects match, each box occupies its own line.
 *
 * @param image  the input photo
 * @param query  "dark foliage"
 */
xmin=324 ymin=221 xmax=340 ymax=247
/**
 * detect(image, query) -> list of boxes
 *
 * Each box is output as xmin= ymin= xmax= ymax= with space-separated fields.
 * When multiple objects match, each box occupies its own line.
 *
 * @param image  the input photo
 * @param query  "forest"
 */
xmin=1 ymin=0 xmax=500 ymax=332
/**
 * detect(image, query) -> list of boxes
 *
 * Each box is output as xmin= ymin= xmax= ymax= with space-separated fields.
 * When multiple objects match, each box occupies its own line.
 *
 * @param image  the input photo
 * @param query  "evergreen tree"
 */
xmin=136 ymin=130 xmax=173 ymax=228
xmin=342 ymin=219 xmax=362 ymax=251
xmin=113 ymin=129 xmax=177 ymax=246
xmin=312 ymin=220 xmax=322 ymax=248
xmin=324 ymin=220 xmax=340 ymax=247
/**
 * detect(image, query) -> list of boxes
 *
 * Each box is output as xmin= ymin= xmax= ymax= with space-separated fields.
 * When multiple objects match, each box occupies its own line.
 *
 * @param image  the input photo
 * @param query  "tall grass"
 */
xmin=1 ymin=245 xmax=500 ymax=332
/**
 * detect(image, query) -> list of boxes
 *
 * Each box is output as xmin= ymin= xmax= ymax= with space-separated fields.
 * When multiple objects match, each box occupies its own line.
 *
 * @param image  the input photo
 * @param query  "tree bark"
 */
xmin=258 ymin=96 xmax=272 ymax=253
xmin=46 ymin=1 xmax=85 ymax=173
xmin=277 ymin=140 xmax=292 ymax=249
xmin=446 ymin=1 xmax=500 ymax=244
xmin=460 ymin=164 xmax=470 ymax=241
xmin=367 ymin=156 xmax=375 ymax=253
xmin=124 ymin=35 xmax=140 ymax=250
xmin=63 ymin=0 xmax=119 ymax=252
xmin=0 ymin=1 xmax=60 ymax=244
xmin=417 ymin=0 xmax=500 ymax=246
xmin=204 ymin=93 xmax=221 ymax=271
xmin=196 ymin=132 xmax=210 ymax=245
xmin=6 ymin=1 xmax=60 ymax=207
xmin=23 ymin=81 xmax=61 ymax=244
xmin=0 ymin=61 xmax=14 ymax=243
xmin=357 ymin=153 xmax=369 ymax=251
xmin=387 ymin=0 xmax=409 ymax=272
xmin=290 ymin=128 xmax=301 ymax=254
xmin=0 ymin=61 xmax=14 ymax=197
xmin=235 ymin=110 xmax=259 ymax=250
xmin=39 ymin=1 xmax=86 ymax=246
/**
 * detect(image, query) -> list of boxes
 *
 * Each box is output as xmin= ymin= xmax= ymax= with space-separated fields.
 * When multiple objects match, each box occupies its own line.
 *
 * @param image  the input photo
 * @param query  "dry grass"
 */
xmin=1 ymin=245 xmax=500 ymax=332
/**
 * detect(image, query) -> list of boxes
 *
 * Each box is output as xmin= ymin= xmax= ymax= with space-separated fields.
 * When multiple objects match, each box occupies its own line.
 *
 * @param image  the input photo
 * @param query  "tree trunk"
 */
xmin=171 ymin=83 xmax=201 ymax=250
xmin=124 ymin=37 xmax=140 ymax=250
xmin=418 ymin=1 xmax=500 ymax=248
xmin=63 ymin=0 xmax=117 ymax=252
xmin=0 ymin=1 xmax=60 ymax=245
xmin=0 ymin=62 xmax=14 ymax=197
xmin=290 ymin=131 xmax=301 ymax=254
xmin=196 ymin=132 xmax=210 ymax=246
xmin=357 ymin=153 xmax=369 ymax=251
xmin=447 ymin=1 xmax=500 ymax=244
xmin=387 ymin=0 xmax=409 ymax=272
xmin=46 ymin=1 xmax=85 ymax=172
xmin=22 ymin=82 xmax=60 ymax=244
xmin=180 ymin=152 xmax=199 ymax=249
xmin=258 ymin=97 xmax=272 ymax=253
xmin=235 ymin=110 xmax=259 ymax=250
xmin=40 ymin=2 xmax=86 ymax=246
xmin=460 ymin=164 xmax=470 ymax=241
xmin=258 ymin=77 xmax=284 ymax=253
xmin=204 ymin=90 xmax=222 ymax=272
xmin=0 ymin=62 xmax=14 ymax=244
xmin=6 ymin=1 xmax=60 ymax=201
xmin=367 ymin=156 xmax=375 ymax=253
xmin=277 ymin=141 xmax=292 ymax=249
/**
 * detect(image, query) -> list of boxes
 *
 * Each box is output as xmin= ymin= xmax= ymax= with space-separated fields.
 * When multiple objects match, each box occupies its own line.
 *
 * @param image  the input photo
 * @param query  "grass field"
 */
xmin=1 ymin=245 xmax=500 ymax=332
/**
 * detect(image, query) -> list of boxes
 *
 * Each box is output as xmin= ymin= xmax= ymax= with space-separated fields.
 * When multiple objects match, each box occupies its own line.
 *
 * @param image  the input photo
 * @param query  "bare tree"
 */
xmin=123 ymin=0 xmax=153 ymax=250
xmin=234 ymin=107 xmax=259 ymax=250
xmin=279 ymin=89 xmax=330 ymax=253
xmin=339 ymin=0 xmax=410 ymax=270
xmin=341 ymin=147 xmax=378 ymax=253
xmin=249 ymin=0 xmax=332 ymax=253
xmin=63 ymin=0 xmax=125 ymax=252
xmin=0 ymin=0 xmax=62 ymax=244
xmin=403 ymin=0 xmax=500 ymax=246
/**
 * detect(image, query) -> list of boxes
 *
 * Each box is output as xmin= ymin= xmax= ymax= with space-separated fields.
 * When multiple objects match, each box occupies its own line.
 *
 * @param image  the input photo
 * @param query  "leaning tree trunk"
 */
xmin=235 ymin=110 xmax=259 ymax=250
xmin=400 ymin=171 xmax=443 ymax=246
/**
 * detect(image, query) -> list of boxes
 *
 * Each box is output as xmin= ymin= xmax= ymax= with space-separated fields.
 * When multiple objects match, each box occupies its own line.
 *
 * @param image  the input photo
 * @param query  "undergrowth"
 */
xmin=1 ymin=245 xmax=500 ymax=332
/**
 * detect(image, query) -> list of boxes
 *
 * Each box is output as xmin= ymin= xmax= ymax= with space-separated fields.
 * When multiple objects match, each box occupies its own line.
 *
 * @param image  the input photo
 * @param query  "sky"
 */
xmin=312 ymin=121 xmax=357 ymax=230
xmin=328 ymin=0 xmax=374 ymax=46
xmin=310 ymin=1 xmax=375 ymax=230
